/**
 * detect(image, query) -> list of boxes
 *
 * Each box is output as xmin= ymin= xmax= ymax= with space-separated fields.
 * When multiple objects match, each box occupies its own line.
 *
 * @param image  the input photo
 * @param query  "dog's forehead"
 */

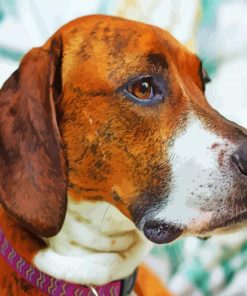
xmin=62 ymin=15 xmax=175 ymax=46
xmin=61 ymin=15 xmax=193 ymax=65
xmin=59 ymin=15 xmax=199 ymax=89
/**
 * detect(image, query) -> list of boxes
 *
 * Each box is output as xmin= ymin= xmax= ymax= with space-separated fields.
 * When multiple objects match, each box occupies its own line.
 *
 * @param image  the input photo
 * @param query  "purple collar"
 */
xmin=0 ymin=228 xmax=137 ymax=296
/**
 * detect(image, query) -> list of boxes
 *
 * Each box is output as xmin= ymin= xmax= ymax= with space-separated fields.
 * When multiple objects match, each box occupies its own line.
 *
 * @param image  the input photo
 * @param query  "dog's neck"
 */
xmin=34 ymin=197 xmax=153 ymax=286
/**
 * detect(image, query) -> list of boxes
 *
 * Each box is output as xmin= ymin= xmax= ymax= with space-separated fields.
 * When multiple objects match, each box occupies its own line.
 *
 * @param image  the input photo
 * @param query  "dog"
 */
xmin=0 ymin=14 xmax=247 ymax=296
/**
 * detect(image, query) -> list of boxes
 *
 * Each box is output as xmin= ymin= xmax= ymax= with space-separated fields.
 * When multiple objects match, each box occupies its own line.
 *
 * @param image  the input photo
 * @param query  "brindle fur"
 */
xmin=0 ymin=15 xmax=245 ymax=294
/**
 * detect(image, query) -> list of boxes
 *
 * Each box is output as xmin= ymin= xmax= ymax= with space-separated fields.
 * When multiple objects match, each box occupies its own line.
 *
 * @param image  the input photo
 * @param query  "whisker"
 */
xmin=100 ymin=203 xmax=111 ymax=231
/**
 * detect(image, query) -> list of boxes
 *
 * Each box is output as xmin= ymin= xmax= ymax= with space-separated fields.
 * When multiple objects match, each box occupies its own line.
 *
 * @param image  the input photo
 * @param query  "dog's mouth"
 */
xmin=142 ymin=209 xmax=247 ymax=244
xmin=209 ymin=210 xmax=247 ymax=232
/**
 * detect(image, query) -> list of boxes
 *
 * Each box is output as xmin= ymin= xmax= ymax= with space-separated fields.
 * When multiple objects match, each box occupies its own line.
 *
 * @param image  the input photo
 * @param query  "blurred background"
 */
xmin=1 ymin=0 xmax=247 ymax=295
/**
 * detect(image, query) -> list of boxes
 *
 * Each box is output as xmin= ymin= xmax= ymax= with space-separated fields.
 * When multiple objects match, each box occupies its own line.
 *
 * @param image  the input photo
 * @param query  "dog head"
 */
xmin=0 ymin=15 xmax=247 ymax=243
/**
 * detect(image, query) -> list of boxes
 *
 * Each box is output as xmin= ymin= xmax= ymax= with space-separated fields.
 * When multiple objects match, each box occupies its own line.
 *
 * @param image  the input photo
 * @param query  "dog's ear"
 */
xmin=0 ymin=35 xmax=67 ymax=237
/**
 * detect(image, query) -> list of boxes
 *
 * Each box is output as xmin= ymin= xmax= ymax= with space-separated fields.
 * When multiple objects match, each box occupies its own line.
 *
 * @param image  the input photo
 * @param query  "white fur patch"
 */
xmin=150 ymin=117 xmax=236 ymax=231
xmin=34 ymin=198 xmax=152 ymax=286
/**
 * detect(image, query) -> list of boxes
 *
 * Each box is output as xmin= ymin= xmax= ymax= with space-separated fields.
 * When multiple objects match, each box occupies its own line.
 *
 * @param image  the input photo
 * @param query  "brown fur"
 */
xmin=0 ymin=15 xmax=245 ymax=294
xmin=0 ymin=37 xmax=67 ymax=238
xmin=57 ymin=16 xmax=201 ymax=219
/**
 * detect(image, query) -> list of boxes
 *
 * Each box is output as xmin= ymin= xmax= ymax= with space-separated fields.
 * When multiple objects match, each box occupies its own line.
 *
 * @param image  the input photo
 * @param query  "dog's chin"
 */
xmin=143 ymin=220 xmax=183 ymax=244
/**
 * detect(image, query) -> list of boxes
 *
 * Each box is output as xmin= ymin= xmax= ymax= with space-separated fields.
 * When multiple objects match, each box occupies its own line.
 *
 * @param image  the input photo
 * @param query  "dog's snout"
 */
xmin=232 ymin=140 xmax=247 ymax=176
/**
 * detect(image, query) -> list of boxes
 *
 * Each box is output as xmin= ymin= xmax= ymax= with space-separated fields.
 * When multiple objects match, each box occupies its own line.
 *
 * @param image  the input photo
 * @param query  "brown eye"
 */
xmin=128 ymin=78 xmax=154 ymax=100
xmin=120 ymin=75 xmax=164 ymax=106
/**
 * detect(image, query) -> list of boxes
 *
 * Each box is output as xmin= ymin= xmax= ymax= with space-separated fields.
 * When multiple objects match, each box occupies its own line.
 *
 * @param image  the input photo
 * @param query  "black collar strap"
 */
xmin=120 ymin=269 xmax=138 ymax=296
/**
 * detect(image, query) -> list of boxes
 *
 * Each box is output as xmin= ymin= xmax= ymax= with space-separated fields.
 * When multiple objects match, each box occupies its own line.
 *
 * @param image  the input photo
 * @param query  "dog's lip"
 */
xmin=186 ymin=210 xmax=213 ymax=233
xmin=141 ymin=209 xmax=247 ymax=243
xmin=210 ymin=210 xmax=247 ymax=230
xmin=186 ymin=208 xmax=247 ymax=234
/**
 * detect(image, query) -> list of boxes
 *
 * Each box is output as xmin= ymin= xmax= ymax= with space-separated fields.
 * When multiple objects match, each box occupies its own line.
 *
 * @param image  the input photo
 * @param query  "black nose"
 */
xmin=143 ymin=220 xmax=183 ymax=244
xmin=232 ymin=140 xmax=247 ymax=176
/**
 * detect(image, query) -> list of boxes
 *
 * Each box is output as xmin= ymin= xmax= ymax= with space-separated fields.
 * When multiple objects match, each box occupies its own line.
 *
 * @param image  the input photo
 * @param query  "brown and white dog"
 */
xmin=0 ymin=14 xmax=247 ymax=295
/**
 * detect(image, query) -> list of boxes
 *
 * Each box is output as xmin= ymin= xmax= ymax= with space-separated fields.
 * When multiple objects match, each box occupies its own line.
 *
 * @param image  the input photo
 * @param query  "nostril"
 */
xmin=232 ymin=141 xmax=247 ymax=176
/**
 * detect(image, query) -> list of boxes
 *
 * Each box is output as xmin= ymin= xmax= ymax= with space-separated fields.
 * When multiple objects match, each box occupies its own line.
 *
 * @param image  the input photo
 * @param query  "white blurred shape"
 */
xmin=216 ymin=1 xmax=247 ymax=59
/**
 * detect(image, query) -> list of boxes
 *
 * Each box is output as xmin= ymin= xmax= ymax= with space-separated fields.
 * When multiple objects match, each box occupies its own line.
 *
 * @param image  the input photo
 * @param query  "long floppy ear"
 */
xmin=0 ymin=36 xmax=67 ymax=237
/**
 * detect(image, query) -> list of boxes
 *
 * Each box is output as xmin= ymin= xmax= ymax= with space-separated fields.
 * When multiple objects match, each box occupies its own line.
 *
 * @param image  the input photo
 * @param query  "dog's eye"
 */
xmin=118 ymin=75 xmax=165 ymax=106
xmin=128 ymin=77 xmax=155 ymax=100
xmin=121 ymin=76 xmax=165 ymax=106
